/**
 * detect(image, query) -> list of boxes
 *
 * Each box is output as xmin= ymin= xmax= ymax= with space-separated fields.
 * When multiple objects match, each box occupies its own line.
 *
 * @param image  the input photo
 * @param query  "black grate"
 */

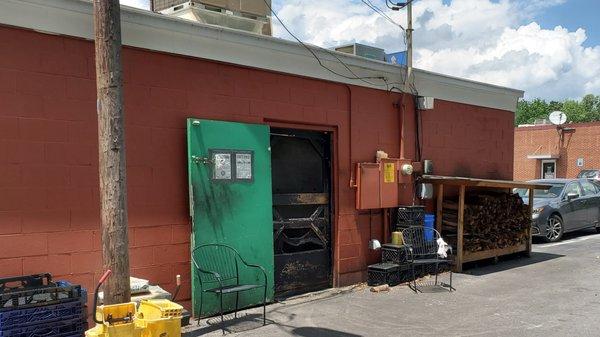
xmin=271 ymin=129 xmax=332 ymax=298
xmin=367 ymin=263 xmax=401 ymax=286
xmin=397 ymin=206 xmax=425 ymax=228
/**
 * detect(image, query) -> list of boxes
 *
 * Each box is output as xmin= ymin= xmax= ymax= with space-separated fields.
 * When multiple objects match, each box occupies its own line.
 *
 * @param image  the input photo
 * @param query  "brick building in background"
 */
xmin=0 ymin=0 xmax=520 ymax=316
xmin=514 ymin=122 xmax=600 ymax=180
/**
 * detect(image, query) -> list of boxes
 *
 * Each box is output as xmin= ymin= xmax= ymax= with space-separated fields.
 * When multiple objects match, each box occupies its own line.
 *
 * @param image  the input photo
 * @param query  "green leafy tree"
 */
xmin=581 ymin=94 xmax=599 ymax=111
xmin=515 ymin=94 xmax=600 ymax=125
xmin=562 ymin=99 xmax=587 ymax=123
xmin=581 ymin=94 xmax=600 ymax=121
xmin=548 ymin=100 xmax=563 ymax=112
xmin=515 ymin=98 xmax=550 ymax=125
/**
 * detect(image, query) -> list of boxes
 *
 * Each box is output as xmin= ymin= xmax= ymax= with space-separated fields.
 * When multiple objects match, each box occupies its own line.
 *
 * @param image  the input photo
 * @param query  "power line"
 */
xmin=361 ymin=0 xmax=405 ymax=30
xmin=262 ymin=0 xmax=389 ymax=86
xmin=361 ymin=0 xmax=408 ymax=47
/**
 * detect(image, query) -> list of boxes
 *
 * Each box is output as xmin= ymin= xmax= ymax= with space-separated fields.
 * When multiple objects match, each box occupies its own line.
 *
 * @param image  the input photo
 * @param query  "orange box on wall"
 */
xmin=355 ymin=158 xmax=414 ymax=210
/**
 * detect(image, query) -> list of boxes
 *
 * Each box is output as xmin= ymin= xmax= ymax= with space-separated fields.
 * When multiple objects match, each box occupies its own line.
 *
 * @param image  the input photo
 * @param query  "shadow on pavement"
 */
xmin=463 ymin=251 xmax=564 ymax=276
xmin=182 ymin=312 xmax=363 ymax=337
xmin=183 ymin=313 xmax=272 ymax=336
xmin=182 ymin=287 xmax=365 ymax=336
xmin=291 ymin=327 xmax=362 ymax=337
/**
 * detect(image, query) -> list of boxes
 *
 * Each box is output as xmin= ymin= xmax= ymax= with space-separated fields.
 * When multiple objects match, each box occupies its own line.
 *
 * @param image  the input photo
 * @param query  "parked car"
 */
xmin=514 ymin=179 xmax=600 ymax=243
xmin=577 ymin=169 xmax=600 ymax=182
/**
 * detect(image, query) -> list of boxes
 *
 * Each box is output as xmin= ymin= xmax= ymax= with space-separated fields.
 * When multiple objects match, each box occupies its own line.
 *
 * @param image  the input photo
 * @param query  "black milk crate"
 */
xmin=367 ymin=263 xmax=401 ymax=286
xmin=0 ymin=274 xmax=52 ymax=293
xmin=0 ymin=316 xmax=87 ymax=337
xmin=397 ymin=206 xmax=425 ymax=227
xmin=381 ymin=244 xmax=408 ymax=264
xmin=0 ymin=298 xmax=85 ymax=330
xmin=0 ymin=275 xmax=83 ymax=310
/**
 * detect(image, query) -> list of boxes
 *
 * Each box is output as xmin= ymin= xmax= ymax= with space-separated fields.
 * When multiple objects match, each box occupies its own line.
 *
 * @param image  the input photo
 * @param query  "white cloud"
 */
xmin=272 ymin=0 xmax=600 ymax=100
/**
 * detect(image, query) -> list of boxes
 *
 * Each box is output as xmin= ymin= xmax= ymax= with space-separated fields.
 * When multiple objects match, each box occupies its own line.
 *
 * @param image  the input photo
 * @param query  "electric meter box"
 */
xmin=355 ymin=158 xmax=414 ymax=210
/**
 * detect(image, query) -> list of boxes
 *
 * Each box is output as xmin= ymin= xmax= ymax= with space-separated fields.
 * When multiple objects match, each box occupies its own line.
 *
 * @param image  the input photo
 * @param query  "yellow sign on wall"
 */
xmin=383 ymin=162 xmax=395 ymax=183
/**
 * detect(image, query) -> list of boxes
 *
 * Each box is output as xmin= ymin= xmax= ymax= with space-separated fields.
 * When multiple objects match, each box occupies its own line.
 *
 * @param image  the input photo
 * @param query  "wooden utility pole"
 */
xmin=404 ymin=0 xmax=413 ymax=91
xmin=93 ymin=0 xmax=131 ymax=304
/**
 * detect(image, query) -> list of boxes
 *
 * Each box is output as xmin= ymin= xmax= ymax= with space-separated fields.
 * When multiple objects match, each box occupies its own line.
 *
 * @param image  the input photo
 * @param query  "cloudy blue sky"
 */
xmin=121 ymin=0 xmax=600 ymax=100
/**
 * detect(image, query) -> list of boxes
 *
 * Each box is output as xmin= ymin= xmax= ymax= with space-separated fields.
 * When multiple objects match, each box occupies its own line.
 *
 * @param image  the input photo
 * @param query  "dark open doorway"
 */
xmin=270 ymin=128 xmax=333 ymax=298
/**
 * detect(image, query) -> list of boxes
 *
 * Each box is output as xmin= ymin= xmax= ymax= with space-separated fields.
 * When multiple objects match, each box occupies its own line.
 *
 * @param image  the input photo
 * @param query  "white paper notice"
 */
xmin=236 ymin=153 xmax=252 ymax=180
xmin=213 ymin=153 xmax=231 ymax=180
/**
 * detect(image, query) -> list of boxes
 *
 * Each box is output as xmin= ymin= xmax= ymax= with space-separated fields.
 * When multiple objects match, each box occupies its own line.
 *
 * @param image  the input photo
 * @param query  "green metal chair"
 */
xmin=191 ymin=243 xmax=268 ymax=333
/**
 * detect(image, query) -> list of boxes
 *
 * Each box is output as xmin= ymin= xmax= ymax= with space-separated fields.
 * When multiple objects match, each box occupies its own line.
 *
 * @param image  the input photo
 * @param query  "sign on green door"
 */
xmin=187 ymin=119 xmax=274 ymax=317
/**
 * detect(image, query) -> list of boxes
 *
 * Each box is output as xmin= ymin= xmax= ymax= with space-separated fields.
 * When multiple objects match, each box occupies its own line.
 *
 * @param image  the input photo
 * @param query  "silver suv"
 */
xmin=578 ymin=169 xmax=600 ymax=182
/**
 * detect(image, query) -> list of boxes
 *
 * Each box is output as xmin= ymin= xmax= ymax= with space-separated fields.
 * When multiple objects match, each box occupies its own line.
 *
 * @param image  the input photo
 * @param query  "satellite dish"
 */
xmin=549 ymin=111 xmax=567 ymax=125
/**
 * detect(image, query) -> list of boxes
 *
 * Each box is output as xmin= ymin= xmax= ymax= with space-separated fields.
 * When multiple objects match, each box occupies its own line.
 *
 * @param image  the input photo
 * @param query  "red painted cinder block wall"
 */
xmin=421 ymin=101 xmax=515 ymax=180
xmin=514 ymin=122 xmax=600 ymax=180
xmin=0 ymin=26 xmax=514 ymax=309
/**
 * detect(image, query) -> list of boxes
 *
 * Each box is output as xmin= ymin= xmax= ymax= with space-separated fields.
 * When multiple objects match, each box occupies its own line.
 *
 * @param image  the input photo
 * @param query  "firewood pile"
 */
xmin=442 ymin=192 xmax=530 ymax=252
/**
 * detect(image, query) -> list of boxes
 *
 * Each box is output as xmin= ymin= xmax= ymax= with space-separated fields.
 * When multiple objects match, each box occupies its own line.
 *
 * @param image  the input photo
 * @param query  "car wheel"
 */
xmin=596 ymin=226 xmax=600 ymax=233
xmin=543 ymin=215 xmax=564 ymax=243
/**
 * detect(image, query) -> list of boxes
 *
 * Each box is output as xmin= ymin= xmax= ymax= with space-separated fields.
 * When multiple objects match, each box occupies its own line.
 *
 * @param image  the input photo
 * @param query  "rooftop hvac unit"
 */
xmin=334 ymin=43 xmax=386 ymax=62
xmin=156 ymin=1 xmax=272 ymax=35
xmin=152 ymin=0 xmax=187 ymax=12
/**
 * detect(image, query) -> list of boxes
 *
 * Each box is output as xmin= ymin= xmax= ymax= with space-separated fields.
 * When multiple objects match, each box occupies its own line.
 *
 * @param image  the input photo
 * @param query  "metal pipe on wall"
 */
xmin=396 ymin=94 xmax=407 ymax=159
xmin=346 ymin=84 xmax=355 ymax=187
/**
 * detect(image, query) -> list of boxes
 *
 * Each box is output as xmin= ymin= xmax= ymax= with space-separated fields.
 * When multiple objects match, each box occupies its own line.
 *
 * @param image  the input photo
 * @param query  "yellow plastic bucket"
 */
xmin=85 ymin=300 xmax=182 ymax=337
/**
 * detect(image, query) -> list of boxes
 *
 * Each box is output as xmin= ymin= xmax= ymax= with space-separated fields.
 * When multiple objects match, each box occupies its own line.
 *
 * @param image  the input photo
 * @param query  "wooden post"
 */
xmin=527 ymin=187 xmax=534 ymax=257
xmin=456 ymin=185 xmax=466 ymax=272
xmin=93 ymin=0 xmax=131 ymax=304
xmin=435 ymin=184 xmax=443 ymax=233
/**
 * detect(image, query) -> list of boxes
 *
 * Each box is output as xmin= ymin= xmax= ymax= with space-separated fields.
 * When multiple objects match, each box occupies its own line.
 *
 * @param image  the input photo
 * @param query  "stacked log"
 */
xmin=442 ymin=192 xmax=529 ymax=252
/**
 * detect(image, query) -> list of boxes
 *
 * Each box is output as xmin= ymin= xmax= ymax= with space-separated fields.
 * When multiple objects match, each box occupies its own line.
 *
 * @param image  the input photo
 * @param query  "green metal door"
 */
xmin=187 ymin=119 xmax=274 ymax=317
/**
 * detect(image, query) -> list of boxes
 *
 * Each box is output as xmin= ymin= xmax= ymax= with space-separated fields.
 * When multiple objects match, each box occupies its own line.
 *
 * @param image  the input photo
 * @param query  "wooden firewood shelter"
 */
xmin=421 ymin=175 xmax=552 ymax=272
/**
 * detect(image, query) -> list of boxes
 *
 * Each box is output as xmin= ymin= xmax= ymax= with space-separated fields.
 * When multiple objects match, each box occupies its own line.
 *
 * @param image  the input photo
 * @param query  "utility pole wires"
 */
xmin=385 ymin=1 xmax=415 ymax=91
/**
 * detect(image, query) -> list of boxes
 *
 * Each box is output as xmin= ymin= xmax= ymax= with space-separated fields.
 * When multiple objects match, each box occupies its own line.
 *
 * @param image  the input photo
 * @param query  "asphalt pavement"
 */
xmin=184 ymin=228 xmax=600 ymax=337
